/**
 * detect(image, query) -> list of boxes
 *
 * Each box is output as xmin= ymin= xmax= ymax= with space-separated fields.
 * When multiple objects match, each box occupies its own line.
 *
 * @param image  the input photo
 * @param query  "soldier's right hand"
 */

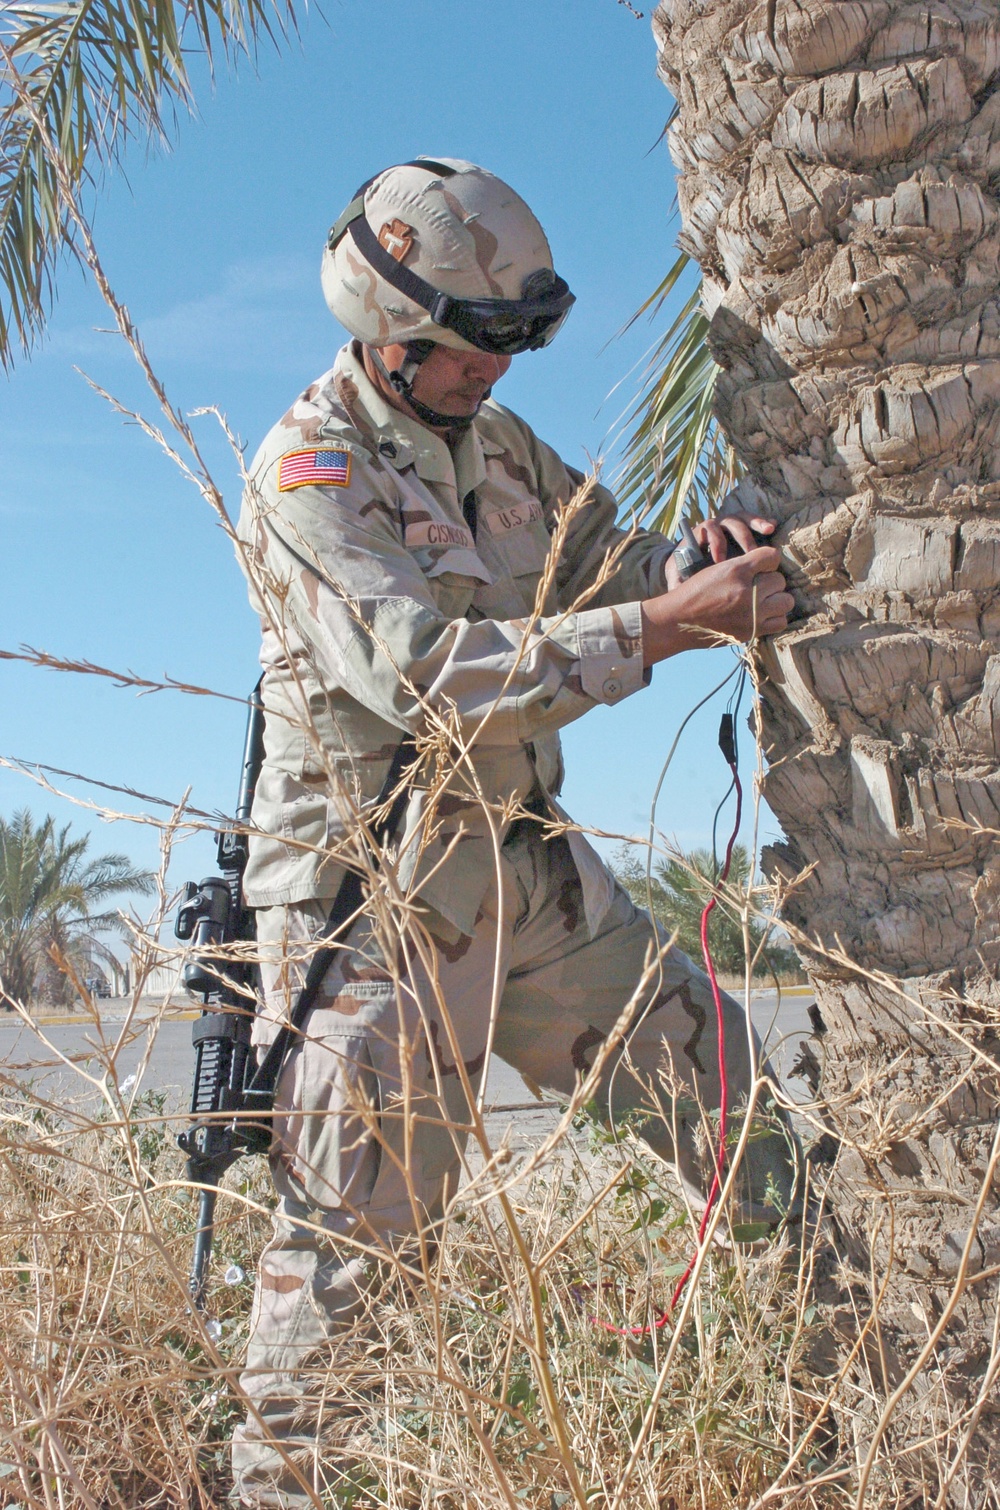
xmin=640 ymin=546 xmax=793 ymax=667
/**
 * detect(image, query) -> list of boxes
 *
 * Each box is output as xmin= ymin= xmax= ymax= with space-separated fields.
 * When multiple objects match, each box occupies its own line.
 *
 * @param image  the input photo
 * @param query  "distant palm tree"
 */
xmin=0 ymin=809 xmax=154 ymax=1008
xmin=613 ymin=842 xmax=800 ymax=981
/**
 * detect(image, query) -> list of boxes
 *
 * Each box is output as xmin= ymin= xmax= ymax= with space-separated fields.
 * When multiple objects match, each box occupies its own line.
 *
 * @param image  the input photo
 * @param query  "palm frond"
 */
xmin=75 ymin=852 xmax=157 ymax=901
xmin=616 ymin=249 xmax=741 ymax=536
xmin=0 ymin=0 xmax=299 ymax=366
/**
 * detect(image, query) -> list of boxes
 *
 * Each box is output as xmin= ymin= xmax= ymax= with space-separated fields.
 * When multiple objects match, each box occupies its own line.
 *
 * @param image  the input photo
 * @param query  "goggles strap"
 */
xmin=327 ymin=160 xmax=458 ymax=253
xmin=348 ymin=215 xmax=447 ymax=316
xmin=346 ymin=215 xmax=567 ymax=356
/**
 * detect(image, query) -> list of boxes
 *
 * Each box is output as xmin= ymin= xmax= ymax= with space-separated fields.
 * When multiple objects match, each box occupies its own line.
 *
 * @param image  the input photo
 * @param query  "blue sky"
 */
xmin=0 ymin=0 xmax=775 ymax=893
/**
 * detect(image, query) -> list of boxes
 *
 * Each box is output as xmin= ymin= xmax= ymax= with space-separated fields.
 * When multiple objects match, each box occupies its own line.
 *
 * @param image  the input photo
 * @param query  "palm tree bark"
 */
xmin=653 ymin=0 xmax=1000 ymax=1478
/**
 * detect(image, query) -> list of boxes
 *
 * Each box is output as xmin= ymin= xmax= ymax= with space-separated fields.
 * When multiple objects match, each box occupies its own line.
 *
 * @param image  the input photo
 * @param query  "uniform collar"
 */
xmin=337 ymin=342 xmax=489 ymax=496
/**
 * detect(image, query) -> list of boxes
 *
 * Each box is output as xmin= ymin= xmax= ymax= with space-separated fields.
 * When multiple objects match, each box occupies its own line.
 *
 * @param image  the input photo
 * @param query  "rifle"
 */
xmin=175 ymin=681 xmax=419 ymax=1311
xmin=175 ymin=680 xmax=271 ymax=1309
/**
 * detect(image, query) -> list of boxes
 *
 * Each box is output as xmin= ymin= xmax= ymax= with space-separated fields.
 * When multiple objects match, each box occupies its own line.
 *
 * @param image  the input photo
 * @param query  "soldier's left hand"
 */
xmin=666 ymin=513 xmax=776 ymax=587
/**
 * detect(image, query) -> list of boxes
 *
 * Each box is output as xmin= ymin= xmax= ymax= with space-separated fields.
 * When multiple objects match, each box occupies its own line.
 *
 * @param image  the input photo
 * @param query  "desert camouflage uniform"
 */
xmin=230 ymin=341 xmax=799 ymax=1506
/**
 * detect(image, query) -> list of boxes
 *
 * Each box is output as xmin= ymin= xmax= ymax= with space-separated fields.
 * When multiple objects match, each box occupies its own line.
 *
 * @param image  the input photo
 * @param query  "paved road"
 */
xmin=0 ymin=989 xmax=817 ymax=1147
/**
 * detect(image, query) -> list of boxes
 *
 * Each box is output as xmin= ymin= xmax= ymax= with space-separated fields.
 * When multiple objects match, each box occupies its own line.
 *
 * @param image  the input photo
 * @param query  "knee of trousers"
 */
xmin=542 ymin=1034 xmax=802 ymax=1231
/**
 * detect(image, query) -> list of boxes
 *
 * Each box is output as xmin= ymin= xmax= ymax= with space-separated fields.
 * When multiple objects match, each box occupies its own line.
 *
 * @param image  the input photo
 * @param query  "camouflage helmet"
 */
xmin=322 ymin=157 xmax=574 ymax=355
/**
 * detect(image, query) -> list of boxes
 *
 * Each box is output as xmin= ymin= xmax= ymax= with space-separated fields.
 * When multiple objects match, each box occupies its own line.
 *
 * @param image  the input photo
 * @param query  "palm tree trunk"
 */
xmin=653 ymin=0 xmax=1000 ymax=1480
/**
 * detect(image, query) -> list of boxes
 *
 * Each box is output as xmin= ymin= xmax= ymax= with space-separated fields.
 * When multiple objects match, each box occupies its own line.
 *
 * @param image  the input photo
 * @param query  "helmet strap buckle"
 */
xmin=393 ymin=339 xmax=435 ymax=392
xmin=372 ymin=343 xmax=476 ymax=434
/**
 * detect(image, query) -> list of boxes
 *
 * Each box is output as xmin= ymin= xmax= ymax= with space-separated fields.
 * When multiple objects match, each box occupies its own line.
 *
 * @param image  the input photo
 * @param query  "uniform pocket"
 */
xmin=475 ymin=515 xmax=554 ymax=617
xmin=273 ymin=1027 xmax=383 ymax=1215
xmin=478 ymin=509 xmax=551 ymax=576
xmin=423 ymin=566 xmax=485 ymax=619
xmin=271 ymin=1012 xmax=459 ymax=1240
xmin=424 ymin=547 xmax=491 ymax=583
xmin=405 ymin=542 xmax=492 ymax=619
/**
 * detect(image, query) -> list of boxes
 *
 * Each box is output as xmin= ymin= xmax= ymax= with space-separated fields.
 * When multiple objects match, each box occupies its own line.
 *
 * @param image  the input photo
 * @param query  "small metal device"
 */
xmin=672 ymin=519 xmax=710 ymax=581
xmin=673 ymin=519 xmax=773 ymax=582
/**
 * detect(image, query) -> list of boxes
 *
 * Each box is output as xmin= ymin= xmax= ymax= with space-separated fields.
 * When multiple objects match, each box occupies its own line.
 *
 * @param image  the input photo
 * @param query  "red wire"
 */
xmin=589 ymin=759 xmax=743 ymax=1337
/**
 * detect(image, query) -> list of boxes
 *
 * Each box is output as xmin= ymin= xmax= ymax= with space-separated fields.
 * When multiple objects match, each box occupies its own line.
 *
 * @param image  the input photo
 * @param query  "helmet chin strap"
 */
xmin=371 ymin=343 xmax=482 ymax=433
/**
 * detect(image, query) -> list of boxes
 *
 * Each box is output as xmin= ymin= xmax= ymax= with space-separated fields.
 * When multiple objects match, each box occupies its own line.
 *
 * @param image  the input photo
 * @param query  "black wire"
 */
xmin=710 ymin=775 xmax=736 ymax=881
xmin=606 ymin=657 xmax=743 ymax=1151
xmin=710 ymin=660 xmax=748 ymax=876
xmin=727 ymin=659 xmax=748 ymax=721
xmin=644 ymin=659 xmax=742 ymax=907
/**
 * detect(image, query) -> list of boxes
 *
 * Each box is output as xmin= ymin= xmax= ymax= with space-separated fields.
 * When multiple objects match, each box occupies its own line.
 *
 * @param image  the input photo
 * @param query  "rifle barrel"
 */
xmin=236 ymin=679 xmax=265 ymax=827
xmin=190 ymin=1188 xmax=218 ymax=1310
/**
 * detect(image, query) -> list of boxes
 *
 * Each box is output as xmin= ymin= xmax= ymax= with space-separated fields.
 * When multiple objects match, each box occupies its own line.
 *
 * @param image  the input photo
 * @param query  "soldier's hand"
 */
xmin=664 ymin=512 xmax=776 ymax=588
xmin=642 ymin=546 xmax=793 ymax=666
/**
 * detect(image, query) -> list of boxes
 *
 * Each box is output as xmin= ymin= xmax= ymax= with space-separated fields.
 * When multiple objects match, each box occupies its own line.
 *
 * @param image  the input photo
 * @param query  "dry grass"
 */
xmin=4 ymin=988 xmax=998 ymax=1510
xmin=0 ymin=1036 xmax=839 ymax=1510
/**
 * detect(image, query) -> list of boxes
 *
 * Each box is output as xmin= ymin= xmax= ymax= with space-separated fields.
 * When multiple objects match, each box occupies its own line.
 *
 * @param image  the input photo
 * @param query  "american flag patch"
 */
xmin=278 ymin=448 xmax=352 ymax=491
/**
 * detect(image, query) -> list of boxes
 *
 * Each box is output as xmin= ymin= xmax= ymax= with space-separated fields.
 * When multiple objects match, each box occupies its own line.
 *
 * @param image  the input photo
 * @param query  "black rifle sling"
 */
xmin=244 ymin=733 xmax=418 ymax=1107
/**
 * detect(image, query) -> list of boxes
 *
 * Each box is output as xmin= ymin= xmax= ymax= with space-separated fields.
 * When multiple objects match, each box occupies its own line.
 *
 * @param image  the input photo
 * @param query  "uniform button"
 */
xmin=603 ymin=677 xmax=622 ymax=699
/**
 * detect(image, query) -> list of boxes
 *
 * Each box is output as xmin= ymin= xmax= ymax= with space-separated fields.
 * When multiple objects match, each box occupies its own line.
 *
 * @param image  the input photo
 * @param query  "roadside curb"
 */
xmin=12 ymin=986 xmax=816 ymax=1031
xmin=17 ymin=992 xmax=814 ymax=1030
xmin=13 ymin=1009 xmax=200 ymax=1028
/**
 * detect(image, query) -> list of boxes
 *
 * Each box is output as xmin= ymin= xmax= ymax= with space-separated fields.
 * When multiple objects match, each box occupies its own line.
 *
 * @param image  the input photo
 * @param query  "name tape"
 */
xmin=480 ymin=499 xmax=544 ymax=536
xmin=404 ymin=519 xmax=476 ymax=551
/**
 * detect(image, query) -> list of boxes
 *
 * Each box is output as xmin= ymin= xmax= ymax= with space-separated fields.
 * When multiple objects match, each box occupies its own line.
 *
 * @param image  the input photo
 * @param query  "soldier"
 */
xmin=231 ymin=157 xmax=796 ymax=1507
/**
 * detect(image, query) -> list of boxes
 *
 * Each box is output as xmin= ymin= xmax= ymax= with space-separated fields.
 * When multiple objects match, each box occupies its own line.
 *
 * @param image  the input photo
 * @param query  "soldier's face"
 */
xmin=380 ymin=342 xmax=512 ymax=424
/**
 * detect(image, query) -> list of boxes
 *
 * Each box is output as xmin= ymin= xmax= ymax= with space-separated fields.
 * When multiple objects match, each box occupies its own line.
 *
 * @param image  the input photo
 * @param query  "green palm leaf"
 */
xmin=0 ymin=0 xmax=298 ymax=366
xmin=616 ymin=248 xmax=741 ymax=537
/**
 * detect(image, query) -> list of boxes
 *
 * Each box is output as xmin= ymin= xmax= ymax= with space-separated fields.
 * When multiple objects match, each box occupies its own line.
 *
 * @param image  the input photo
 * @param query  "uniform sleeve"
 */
xmin=242 ymin=452 xmax=650 ymax=750
xmin=491 ymin=407 xmax=675 ymax=613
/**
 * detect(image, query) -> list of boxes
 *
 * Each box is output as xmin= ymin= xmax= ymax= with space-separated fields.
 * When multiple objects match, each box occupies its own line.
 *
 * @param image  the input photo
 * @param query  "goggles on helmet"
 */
xmin=327 ymin=160 xmax=575 ymax=356
xmin=425 ymin=279 xmax=574 ymax=355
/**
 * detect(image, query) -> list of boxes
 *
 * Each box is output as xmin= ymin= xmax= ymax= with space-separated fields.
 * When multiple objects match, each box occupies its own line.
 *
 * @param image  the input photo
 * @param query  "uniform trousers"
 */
xmin=231 ymin=820 xmax=799 ymax=1506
